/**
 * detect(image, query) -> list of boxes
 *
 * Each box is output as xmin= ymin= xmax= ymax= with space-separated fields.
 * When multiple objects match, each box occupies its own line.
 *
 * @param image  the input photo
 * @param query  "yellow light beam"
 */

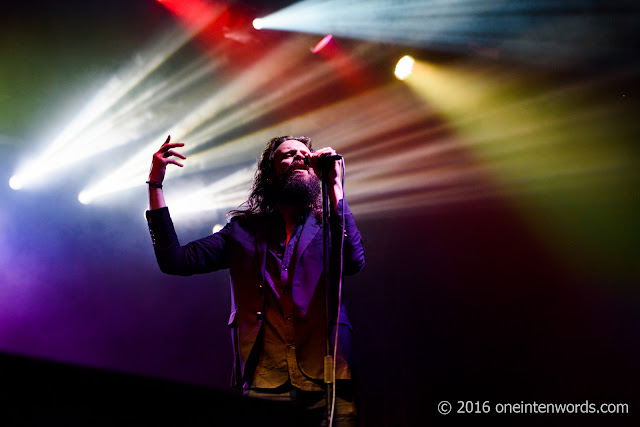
xmin=402 ymin=58 xmax=640 ymax=281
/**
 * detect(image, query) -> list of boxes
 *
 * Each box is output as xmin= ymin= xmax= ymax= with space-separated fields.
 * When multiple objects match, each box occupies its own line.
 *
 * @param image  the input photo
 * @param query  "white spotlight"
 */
xmin=253 ymin=18 xmax=264 ymax=30
xmin=78 ymin=191 xmax=93 ymax=205
xmin=9 ymin=175 xmax=23 ymax=190
xmin=395 ymin=55 xmax=415 ymax=80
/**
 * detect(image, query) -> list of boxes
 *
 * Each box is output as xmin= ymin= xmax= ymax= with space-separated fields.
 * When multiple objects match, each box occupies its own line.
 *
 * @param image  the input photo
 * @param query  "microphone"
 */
xmin=304 ymin=154 xmax=343 ymax=167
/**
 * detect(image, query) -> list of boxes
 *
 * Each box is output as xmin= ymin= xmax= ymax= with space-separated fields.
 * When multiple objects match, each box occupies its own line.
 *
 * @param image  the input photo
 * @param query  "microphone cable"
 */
xmin=328 ymin=157 xmax=346 ymax=427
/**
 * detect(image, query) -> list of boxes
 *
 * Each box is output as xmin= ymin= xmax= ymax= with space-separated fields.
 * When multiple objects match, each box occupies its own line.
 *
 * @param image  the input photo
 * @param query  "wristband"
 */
xmin=146 ymin=180 xmax=163 ymax=189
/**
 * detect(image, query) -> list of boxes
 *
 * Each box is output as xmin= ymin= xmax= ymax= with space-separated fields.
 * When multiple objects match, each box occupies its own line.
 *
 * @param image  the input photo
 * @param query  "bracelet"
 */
xmin=146 ymin=180 xmax=163 ymax=189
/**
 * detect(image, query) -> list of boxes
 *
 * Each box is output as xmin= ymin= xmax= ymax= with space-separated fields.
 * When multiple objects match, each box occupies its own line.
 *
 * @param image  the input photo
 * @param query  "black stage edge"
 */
xmin=0 ymin=352 xmax=304 ymax=426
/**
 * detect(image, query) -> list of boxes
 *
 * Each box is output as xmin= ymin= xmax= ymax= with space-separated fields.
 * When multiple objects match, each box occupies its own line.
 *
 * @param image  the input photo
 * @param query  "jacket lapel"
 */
xmin=291 ymin=213 xmax=320 ymax=270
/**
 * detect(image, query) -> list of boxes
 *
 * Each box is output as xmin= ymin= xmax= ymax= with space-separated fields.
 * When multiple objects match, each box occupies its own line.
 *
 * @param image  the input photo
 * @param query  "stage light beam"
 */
xmin=398 ymin=56 xmax=640 ymax=280
xmin=78 ymin=191 xmax=92 ymax=205
xmin=251 ymin=0 xmax=636 ymax=68
xmin=9 ymin=176 xmax=23 ymax=190
xmin=8 ymin=21 xmax=215 ymax=191
xmin=312 ymin=34 xmax=333 ymax=54
xmin=395 ymin=55 xmax=414 ymax=80
xmin=77 ymin=35 xmax=355 ymax=205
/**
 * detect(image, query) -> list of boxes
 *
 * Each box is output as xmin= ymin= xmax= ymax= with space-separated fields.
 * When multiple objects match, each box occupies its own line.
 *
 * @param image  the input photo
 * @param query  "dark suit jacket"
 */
xmin=146 ymin=200 xmax=365 ymax=388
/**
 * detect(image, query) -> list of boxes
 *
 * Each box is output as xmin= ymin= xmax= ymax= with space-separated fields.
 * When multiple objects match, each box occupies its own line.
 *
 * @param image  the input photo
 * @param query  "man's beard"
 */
xmin=275 ymin=164 xmax=321 ymax=209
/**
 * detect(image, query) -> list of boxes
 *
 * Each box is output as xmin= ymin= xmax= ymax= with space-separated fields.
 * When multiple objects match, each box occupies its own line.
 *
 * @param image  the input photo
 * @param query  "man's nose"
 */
xmin=293 ymin=151 xmax=305 ymax=161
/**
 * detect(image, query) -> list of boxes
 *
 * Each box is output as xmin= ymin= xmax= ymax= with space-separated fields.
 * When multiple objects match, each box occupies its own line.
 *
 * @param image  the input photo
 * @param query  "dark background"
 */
xmin=1 ymin=1 xmax=639 ymax=425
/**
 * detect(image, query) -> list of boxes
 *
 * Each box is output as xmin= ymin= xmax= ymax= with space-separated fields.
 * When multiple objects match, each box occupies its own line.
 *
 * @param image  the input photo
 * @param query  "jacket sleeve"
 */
xmin=145 ymin=207 xmax=231 ymax=276
xmin=332 ymin=199 xmax=365 ymax=275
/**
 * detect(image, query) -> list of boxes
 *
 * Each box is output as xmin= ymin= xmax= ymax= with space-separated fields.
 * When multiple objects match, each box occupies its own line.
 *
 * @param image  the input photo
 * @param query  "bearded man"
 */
xmin=145 ymin=136 xmax=365 ymax=426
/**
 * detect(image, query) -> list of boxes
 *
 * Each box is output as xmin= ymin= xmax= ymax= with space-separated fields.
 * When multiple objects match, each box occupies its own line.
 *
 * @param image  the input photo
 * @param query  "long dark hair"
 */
xmin=228 ymin=135 xmax=316 ymax=219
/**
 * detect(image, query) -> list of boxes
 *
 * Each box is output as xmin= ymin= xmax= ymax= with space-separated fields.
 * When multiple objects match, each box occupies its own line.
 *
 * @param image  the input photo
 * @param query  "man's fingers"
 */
xmin=160 ymin=142 xmax=185 ymax=152
xmin=312 ymin=147 xmax=337 ymax=157
xmin=166 ymin=159 xmax=184 ymax=167
xmin=161 ymin=135 xmax=171 ymax=146
xmin=162 ymin=149 xmax=187 ymax=159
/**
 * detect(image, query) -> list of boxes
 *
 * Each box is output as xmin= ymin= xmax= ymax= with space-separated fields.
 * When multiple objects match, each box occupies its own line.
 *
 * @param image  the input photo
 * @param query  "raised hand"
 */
xmin=149 ymin=135 xmax=187 ymax=184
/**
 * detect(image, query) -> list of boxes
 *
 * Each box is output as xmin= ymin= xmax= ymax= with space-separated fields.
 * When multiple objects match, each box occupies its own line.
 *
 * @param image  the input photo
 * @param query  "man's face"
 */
xmin=272 ymin=140 xmax=315 ymax=182
xmin=271 ymin=140 xmax=320 ymax=206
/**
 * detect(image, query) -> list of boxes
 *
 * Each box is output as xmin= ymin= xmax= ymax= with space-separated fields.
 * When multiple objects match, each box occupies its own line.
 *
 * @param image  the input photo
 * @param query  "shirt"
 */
xmin=247 ymin=213 xmax=324 ymax=391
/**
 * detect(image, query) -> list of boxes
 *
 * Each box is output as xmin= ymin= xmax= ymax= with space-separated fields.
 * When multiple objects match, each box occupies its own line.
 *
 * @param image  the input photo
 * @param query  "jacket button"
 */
xmin=256 ymin=311 xmax=263 ymax=320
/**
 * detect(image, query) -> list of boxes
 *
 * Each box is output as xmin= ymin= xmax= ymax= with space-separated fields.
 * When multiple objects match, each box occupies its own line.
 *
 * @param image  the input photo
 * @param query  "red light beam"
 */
xmin=311 ymin=34 xmax=333 ymax=54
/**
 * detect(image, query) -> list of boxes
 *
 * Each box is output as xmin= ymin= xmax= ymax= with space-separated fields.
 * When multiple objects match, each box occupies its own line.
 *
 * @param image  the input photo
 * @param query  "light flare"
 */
xmin=78 ymin=38 xmax=388 ymax=205
xmin=252 ymin=0 xmax=635 ymax=68
xmin=394 ymin=55 xmax=414 ymax=80
xmin=9 ymin=24 xmax=218 ymax=190
xmin=400 ymin=57 xmax=640 ymax=279
xmin=312 ymin=34 xmax=333 ymax=54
